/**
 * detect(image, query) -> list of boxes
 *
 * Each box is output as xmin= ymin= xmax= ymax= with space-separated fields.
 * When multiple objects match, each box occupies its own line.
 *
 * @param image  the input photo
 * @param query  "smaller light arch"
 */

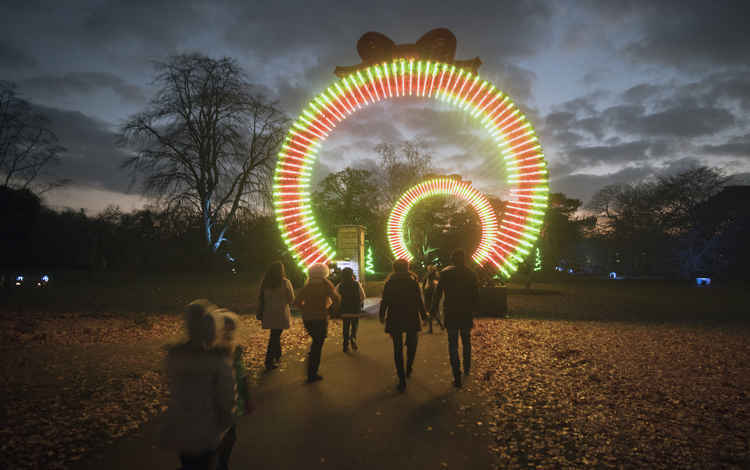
xmin=387 ymin=178 xmax=499 ymax=266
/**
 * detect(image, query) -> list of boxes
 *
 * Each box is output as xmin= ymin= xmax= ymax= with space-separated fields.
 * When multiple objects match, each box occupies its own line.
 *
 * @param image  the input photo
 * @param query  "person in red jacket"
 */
xmin=379 ymin=259 xmax=427 ymax=392
xmin=430 ymin=249 xmax=480 ymax=388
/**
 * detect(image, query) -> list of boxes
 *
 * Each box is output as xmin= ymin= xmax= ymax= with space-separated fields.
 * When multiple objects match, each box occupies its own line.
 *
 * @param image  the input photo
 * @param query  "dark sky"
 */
xmin=2 ymin=0 xmax=749 ymax=213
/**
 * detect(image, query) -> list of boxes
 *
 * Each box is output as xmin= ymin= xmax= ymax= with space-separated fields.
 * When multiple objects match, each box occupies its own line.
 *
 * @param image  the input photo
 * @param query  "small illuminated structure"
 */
xmin=609 ymin=272 xmax=617 ymax=279
xmin=365 ymin=246 xmax=375 ymax=274
xmin=533 ymin=247 xmax=542 ymax=272
xmin=696 ymin=277 xmax=711 ymax=286
xmin=15 ymin=275 xmax=23 ymax=287
xmin=273 ymin=31 xmax=548 ymax=275
xmin=387 ymin=178 xmax=499 ymax=266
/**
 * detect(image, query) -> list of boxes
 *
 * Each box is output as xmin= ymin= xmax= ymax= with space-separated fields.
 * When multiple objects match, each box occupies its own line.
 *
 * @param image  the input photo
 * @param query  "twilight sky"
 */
xmin=2 ymin=0 xmax=749 ymax=213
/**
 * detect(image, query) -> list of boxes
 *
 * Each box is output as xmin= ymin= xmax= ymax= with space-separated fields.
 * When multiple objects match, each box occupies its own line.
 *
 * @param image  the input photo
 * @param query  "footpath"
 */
xmin=75 ymin=314 xmax=498 ymax=469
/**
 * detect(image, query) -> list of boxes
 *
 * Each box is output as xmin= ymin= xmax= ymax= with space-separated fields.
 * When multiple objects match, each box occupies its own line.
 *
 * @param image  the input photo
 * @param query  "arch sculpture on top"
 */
xmin=272 ymin=29 xmax=549 ymax=278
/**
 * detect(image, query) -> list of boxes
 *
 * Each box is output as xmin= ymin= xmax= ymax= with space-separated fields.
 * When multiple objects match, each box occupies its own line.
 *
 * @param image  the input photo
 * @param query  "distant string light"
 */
xmin=273 ymin=59 xmax=549 ymax=276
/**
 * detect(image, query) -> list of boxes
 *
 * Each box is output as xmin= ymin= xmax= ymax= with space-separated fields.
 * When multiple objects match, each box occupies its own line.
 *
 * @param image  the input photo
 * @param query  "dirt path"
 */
xmin=74 ymin=316 xmax=498 ymax=469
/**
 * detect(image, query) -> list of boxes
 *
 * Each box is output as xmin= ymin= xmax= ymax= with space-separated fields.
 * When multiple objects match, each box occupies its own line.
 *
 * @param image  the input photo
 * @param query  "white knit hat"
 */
xmin=308 ymin=263 xmax=329 ymax=279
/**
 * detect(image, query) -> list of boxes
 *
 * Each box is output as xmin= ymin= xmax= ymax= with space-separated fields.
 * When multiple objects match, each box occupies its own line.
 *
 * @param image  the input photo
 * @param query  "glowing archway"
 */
xmin=387 ymin=178 xmax=499 ymax=264
xmin=273 ymin=59 xmax=548 ymax=277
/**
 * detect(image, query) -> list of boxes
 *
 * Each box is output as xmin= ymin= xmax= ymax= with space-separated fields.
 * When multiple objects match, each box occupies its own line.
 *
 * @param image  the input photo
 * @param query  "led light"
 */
xmin=273 ymin=60 xmax=548 ymax=273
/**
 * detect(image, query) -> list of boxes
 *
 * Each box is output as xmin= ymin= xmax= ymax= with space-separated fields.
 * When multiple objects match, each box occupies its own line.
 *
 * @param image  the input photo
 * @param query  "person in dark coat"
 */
xmin=336 ymin=267 xmax=366 ymax=352
xmin=430 ymin=249 xmax=479 ymax=388
xmin=379 ymin=259 xmax=427 ymax=392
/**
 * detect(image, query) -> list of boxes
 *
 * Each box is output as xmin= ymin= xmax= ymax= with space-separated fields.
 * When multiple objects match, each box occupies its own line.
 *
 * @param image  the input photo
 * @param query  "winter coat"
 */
xmin=336 ymin=280 xmax=366 ymax=317
xmin=159 ymin=343 xmax=236 ymax=454
xmin=294 ymin=278 xmax=341 ymax=321
xmin=261 ymin=278 xmax=294 ymax=330
xmin=431 ymin=265 xmax=479 ymax=329
xmin=379 ymin=272 xmax=426 ymax=334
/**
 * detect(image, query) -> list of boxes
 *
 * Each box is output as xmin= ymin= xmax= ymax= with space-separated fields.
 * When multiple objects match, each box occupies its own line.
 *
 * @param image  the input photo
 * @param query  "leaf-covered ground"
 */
xmin=0 ymin=312 xmax=339 ymax=470
xmin=467 ymin=319 xmax=750 ymax=469
xmin=2 ymin=310 xmax=749 ymax=469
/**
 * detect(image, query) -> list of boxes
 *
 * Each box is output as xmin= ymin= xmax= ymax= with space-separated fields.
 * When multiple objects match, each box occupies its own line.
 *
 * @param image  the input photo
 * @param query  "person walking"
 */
xmin=159 ymin=299 xmax=236 ymax=470
xmin=422 ymin=264 xmax=443 ymax=333
xmin=336 ymin=267 xmax=365 ymax=353
xmin=294 ymin=263 xmax=341 ymax=383
xmin=379 ymin=259 xmax=427 ymax=392
xmin=257 ymin=261 xmax=295 ymax=371
xmin=430 ymin=249 xmax=479 ymax=388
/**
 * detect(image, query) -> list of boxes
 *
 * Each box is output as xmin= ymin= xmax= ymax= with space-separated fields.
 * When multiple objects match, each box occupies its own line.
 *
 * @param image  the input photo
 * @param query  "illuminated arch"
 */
xmin=273 ymin=59 xmax=548 ymax=277
xmin=387 ymin=178 xmax=499 ymax=265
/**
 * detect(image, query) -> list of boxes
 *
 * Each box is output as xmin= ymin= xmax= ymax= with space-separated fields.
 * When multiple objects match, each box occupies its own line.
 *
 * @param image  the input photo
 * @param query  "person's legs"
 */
xmin=265 ymin=330 xmax=278 ymax=369
xmin=272 ymin=329 xmax=282 ymax=362
xmin=216 ymin=425 xmax=236 ymax=470
xmin=447 ymin=328 xmax=461 ymax=387
xmin=350 ymin=318 xmax=359 ymax=350
xmin=405 ymin=330 xmax=418 ymax=377
xmin=390 ymin=332 xmax=406 ymax=390
xmin=342 ymin=319 xmax=351 ymax=351
xmin=179 ymin=449 xmax=216 ymax=470
xmin=460 ymin=328 xmax=472 ymax=375
xmin=304 ymin=320 xmax=327 ymax=380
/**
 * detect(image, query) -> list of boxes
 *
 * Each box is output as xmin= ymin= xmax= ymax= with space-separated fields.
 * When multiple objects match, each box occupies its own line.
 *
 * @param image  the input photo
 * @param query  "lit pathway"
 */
xmin=75 ymin=313 xmax=497 ymax=469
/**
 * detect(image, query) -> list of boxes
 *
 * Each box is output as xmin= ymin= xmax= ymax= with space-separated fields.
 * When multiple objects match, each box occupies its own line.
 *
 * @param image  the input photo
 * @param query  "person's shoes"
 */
xmin=453 ymin=376 xmax=462 ymax=388
xmin=406 ymin=365 xmax=413 ymax=378
xmin=397 ymin=379 xmax=407 ymax=392
xmin=350 ymin=338 xmax=358 ymax=351
xmin=464 ymin=368 xmax=471 ymax=376
xmin=343 ymin=344 xmax=349 ymax=353
xmin=306 ymin=374 xmax=324 ymax=383
xmin=265 ymin=362 xmax=278 ymax=371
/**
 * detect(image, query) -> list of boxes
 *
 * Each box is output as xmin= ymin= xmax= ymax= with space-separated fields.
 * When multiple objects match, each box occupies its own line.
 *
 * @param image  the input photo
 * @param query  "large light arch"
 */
xmin=273 ymin=59 xmax=548 ymax=277
xmin=387 ymin=178 xmax=499 ymax=265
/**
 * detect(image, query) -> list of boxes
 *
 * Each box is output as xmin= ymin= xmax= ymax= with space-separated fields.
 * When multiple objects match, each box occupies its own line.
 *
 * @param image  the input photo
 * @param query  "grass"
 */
xmin=506 ymin=279 xmax=749 ymax=324
xmin=368 ymin=278 xmax=749 ymax=325
xmin=0 ymin=272 xmax=261 ymax=316
xmin=2 ymin=275 xmax=747 ymax=326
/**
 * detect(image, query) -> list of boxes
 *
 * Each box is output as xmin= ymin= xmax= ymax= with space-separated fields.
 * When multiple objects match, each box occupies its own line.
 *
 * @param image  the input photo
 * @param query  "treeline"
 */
xmin=0 ymin=185 xmax=288 ymax=277
xmin=580 ymin=167 xmax=750 ymax=279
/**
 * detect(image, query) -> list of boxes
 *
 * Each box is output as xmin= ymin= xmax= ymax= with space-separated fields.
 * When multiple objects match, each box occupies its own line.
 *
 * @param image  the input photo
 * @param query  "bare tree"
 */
xmin=0 ymin=81 xmax=66 ymax=191
xmin=374 ymin=139 xmax=433 ymax=209
xmin=119 ymin=54 xmax=288 ymax=260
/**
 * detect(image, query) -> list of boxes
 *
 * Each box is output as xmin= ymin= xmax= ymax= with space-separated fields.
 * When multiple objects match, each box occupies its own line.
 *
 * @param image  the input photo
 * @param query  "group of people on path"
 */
xmin=159 ymin=249 xmax=479 ymax=469
xmin=378 ymin=249 xmax=479 ymax=391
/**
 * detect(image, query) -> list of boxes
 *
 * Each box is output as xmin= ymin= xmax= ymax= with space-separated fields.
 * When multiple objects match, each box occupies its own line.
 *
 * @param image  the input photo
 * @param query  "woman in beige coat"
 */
xmin=257 ymin=261 xmax=295 ymax=370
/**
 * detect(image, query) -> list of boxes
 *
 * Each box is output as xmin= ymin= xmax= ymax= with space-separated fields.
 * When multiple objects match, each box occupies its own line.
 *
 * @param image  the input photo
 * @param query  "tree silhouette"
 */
xmin=0 ymin=81 xmax=66 ymax=192
xmin=119 ymin=54 xmax=288 ymax=264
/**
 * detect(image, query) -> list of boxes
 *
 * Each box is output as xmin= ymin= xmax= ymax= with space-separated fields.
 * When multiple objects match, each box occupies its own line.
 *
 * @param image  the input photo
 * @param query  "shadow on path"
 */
xmin=75 ymin=317 xmax=498 ymax=469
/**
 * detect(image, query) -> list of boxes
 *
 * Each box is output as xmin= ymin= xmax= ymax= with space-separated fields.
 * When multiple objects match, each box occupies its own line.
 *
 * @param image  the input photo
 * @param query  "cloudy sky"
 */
xmin=2 ymin=0 xmax=749 ymax=213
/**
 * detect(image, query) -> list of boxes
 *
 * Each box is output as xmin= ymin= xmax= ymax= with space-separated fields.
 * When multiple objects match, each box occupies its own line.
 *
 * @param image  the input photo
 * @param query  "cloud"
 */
xmin=627 ymin=106 xmax=735 ymax=138
xmin=567 ymin=141 xmax=651 ymax=166
xmin=33 ymin=105 xmax=133 ymax=193
xmin=550 ymin=165 xmax=655 ymax=204
xmin=622 ymin=83 xmax=665 ymax=105
xmin=0 ymin=41 xmax=36 ymax=68
xmin=42 ymin=184 xmax=148 ymax=214
xmin=701 ymin=134 xmax=750 ymax=159
xmin=622 ymin=1 xmax=750 ymax=71
xmin=21 ymin=72 xmax=146 ymax=104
